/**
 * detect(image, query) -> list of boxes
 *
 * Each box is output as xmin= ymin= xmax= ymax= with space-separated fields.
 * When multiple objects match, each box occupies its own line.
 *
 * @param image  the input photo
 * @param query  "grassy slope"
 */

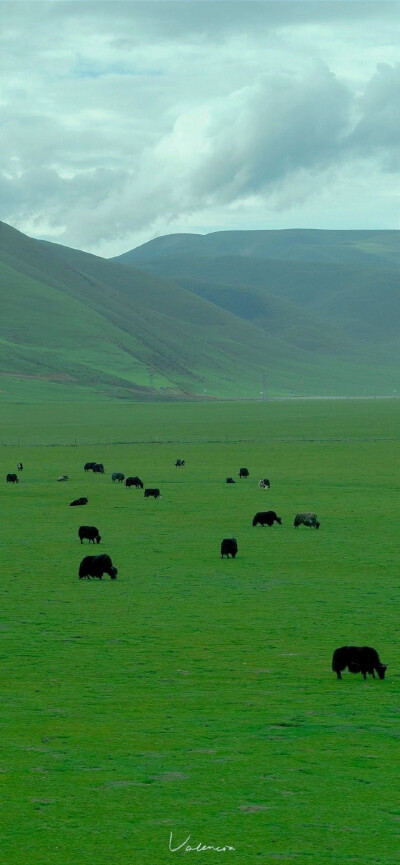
xmin=115 ymin=228 xmax=400 ymax=269
xmin=124 ymin=253 xmax=400 ymax=345
xmin=2 ymin=221 xmax=399 ymax=399
xmin=2 ymin=222 xmax=355 ymax=399
xmin=1 ymin=399 xmax=399 ymax=865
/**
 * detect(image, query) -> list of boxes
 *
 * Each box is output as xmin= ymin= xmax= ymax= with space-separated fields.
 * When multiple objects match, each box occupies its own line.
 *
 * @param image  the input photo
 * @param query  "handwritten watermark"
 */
xmin=169 ymin=832 xmax=235 ymax=853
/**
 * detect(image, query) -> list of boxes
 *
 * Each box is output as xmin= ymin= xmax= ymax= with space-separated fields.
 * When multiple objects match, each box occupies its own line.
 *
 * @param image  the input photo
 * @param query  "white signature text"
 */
xmin=169 ymin=832 xmax=235 ymax=853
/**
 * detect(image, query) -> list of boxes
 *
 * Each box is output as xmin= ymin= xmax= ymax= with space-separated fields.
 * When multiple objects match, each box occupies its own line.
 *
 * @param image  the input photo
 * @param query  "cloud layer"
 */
xmin=1 ymin=1 xmax=399 ymax=256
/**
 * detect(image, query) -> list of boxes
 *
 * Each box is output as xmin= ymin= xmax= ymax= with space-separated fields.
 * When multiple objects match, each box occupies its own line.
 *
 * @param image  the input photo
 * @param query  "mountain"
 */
xmin=113 ymin=228 xmax=400 ymax=395
xmin=1 ymin=222 xmax=398 ymax=401
xmin=115 ymin=228 xmax=400 ymax=270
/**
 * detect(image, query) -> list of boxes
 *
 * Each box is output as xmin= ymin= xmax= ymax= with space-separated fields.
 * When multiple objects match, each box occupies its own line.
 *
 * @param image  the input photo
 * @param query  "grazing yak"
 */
xmin=294 ymin=512 xmax=320 ymax=529
xmin=70 ymin=497 xmax=88 ymax=507
xmin=221 ymin=538 xmax=238 ymax=559
xmin=92 ymin=463 xmax=104 ymax=474
xmin=144 ymin=488 xmax=161 ymax=498
xmin=57 ymin=475 xmax=69 ymax=482
xmin=78 ymin=526 xmax=101 ymax=544
xmin=79 ymin=554 xmax=117 ymax=580
xmin=175 ymin=459 xmax=185 ymax=467
xmin=84 ymin=462 xmax=97 ymax=472
xmin=125 ymin=476 xmax=143 ymax=489
xmin=332 ymin=646 xmax=387 ymax=680
xmin=7 ymin=473 xmax=19 ymax=484
xmin=17 ymin=463 xmax=23 ymax=471
xmin=252 ymin=510 xmax=282 ymax=527
xmin=239 ymin=467 xmax=249 ymax=478
xmin=112 ymin=472 xmax=125 ymax=483
xmin=226 ymin=477 xmax=235 ymax=484
xmin=258 ymin=478 xmax=270 ymax=489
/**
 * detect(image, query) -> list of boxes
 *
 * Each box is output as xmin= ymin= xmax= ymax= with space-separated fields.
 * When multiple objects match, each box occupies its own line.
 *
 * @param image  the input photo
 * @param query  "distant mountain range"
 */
xmin=1 ymin=222 xmax=399 ymax=400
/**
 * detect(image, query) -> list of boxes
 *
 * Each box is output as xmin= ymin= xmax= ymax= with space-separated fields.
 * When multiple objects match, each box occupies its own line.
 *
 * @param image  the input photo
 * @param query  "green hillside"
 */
xmin=115 ymin=228 xmax=400 ymax=269
xmin=1 ymin=221 xmax=399 ymax=401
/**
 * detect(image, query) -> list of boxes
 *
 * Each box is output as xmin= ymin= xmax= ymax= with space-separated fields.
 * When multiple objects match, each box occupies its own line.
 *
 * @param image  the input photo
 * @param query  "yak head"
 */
xmin=377 ymin=663 xmax=387 ymax=679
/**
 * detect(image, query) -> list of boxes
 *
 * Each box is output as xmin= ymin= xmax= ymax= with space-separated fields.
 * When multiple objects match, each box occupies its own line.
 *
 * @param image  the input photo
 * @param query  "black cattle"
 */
xmin=70 ymin=497 xmax=88 ymax=507
xmin=112 ymin=472 xmax=125 ymax=483
xmin=252 ymin=510 xmax=282 ymax=527
xmin=7 ymin=473 xmax=18 ymax=484
xmin=175 ymin=459 xmax=185 ymax=467
xmin=125 ymin=476 xmax=143 ymax=489
xmin=144 ymin=488 xmax=161 ymax=498
xmin=84 ymin=462 xmax=97 ymax=472
xmin=78 ymin=526 xmax=101 ymax=544
xmin=226 ymin=477 xmax=235 ymax=484
xmin=79 ymin=554 xmax=117 ymax=580
xmin=17 ymin=463 xmax=23 ymax=471
xmin=294 ymin=512 xmax=320 ymax=529
xmin=93 ymin=463 xmax=104 ymax=474
xmin=239 ymin=467 xmax=249 ymax=478
xmin=332 ymin=646 xmax=387 ymax=680
xmin=221 ymin=538 xmax=238 ymax=559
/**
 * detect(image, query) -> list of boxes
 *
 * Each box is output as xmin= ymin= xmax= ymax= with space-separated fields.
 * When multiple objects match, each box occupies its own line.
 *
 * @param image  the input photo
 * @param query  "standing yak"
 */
xmin=294 ymin=513 xmax=320 ymax=529
xmin=252 ymin=511 xmax=282 ymax=527
xmin=125 ymin=476 xmax=143 ymax=489
xmin=78 ymin=526 xmax=101 ymax=544
xmin=221 ymin=538 xmax=238 ymax=559
xmin=332 ymin=646 xmax=387 ymax=680
xmin=79 ymin=554 xmax=117 ymax=580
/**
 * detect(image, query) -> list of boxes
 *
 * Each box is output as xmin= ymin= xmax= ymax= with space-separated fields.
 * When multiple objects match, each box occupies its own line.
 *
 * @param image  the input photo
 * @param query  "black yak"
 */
xmin=294 ymin=512 xmax=320 ymax=529
xmin=7 ymin=473 xmax=18 ymax=484
xmin=70 ymin=497 xmax=88 ymax=507
xmin=125 ymin=476 xmax=143 ymax=489
xmin=92 ymin=463 xmax=104 ymax=474
xmin=79 ymin=554 xmax=117 ymax=580
xmin=144 ymin=488 xmax=161 ymax=498
xmin=239 ymin=468 xmax=249 ymax=478
xmin=175 ymin=459 xmax=185 ymax=467
xmin=112 ymin=472 xmax=125 ymax=483
xmin=84 ymin=462 xmax=97 ymax=472
xmin=226 ymin=477 xmax=235 ymax=484
xmin=78 ymin=526 xmax=101 ymax=544
xmin=221 ymin=538 xmax=238 ymax=559
xmin=252 ymin=511 xmax=282 ymax=527
xmin=17 ymin=463 xmax=23 ymax=471
xmin=332 ymin=646 xmax=387 ymax=680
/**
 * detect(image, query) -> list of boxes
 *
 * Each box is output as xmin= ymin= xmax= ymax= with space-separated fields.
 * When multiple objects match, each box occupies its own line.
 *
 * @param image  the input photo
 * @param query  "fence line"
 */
xmin=1 ymin=436 xmax=398 ymax=448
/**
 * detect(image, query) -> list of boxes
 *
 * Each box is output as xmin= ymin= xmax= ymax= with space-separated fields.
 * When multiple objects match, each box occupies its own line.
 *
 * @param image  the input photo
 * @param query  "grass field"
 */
xmin=1 ymin=399 xmax=399 ymax=864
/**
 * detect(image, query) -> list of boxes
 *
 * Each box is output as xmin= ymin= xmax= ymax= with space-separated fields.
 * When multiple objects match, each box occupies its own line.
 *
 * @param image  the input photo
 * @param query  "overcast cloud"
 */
xmin=1 ymin=1 xmax=399 ymax=256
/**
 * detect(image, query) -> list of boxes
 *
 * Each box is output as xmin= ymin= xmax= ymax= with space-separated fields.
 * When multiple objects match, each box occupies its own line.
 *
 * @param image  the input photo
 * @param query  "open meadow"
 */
xmin=1 ymin=398 xmax=399 ymax=864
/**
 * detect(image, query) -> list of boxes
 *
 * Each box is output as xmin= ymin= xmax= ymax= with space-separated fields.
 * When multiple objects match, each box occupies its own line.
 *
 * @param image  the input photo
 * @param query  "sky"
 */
xmin=1 ymin=0 xmax=399 ymax=257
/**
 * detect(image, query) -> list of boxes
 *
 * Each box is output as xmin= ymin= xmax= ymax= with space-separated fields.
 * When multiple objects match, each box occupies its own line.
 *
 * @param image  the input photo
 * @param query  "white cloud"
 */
xmin=0 ymin=1 xmax=399 ymax=255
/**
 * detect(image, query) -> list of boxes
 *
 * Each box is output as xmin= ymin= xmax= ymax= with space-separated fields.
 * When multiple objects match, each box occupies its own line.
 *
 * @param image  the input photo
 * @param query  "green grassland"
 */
xmin=1 ymin=399 xmax=399 ymax=864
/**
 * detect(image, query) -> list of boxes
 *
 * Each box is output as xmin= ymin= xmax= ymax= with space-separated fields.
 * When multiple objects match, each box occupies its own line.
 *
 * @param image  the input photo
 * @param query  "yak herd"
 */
xmin=5 ymin=458 xmax=387 ymax=681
